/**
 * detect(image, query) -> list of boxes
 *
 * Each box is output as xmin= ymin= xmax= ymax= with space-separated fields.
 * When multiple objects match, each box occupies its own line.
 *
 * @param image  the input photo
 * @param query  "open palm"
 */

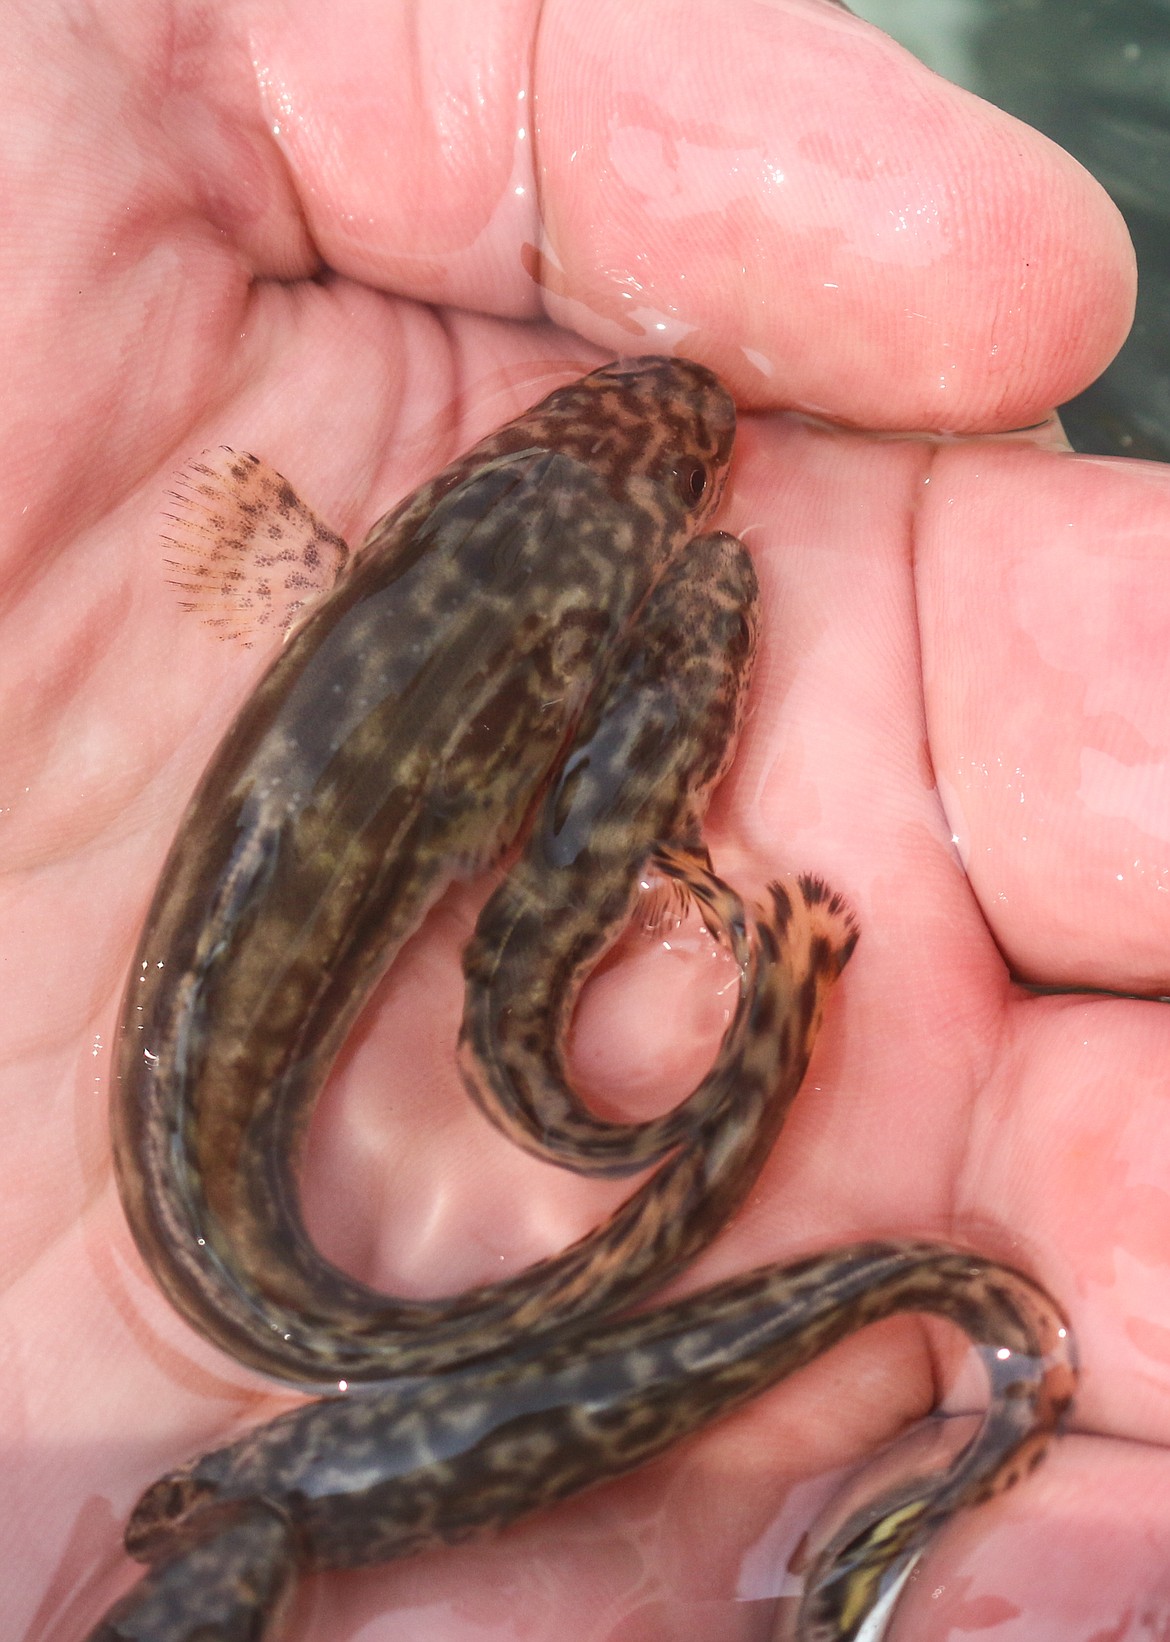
xmin=4 ymin=2 xmax=1161 ymax=1639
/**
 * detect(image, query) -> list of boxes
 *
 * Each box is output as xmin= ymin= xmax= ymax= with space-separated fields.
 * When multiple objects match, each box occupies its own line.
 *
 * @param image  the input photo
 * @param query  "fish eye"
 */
xmin=678 ymin=461 xmax=708 ymax=505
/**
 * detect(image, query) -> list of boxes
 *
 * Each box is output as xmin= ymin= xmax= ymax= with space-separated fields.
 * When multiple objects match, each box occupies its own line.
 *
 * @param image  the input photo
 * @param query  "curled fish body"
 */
xmin=459 ymin=528 xmax=766 ymax=1176
xmin=96 ymin=358 xmax=1076 ymax=1642
xmin=93 ymin=1242 xmax=1074 ymax=1642
xmin=112 ymin=357 xmax=743 ymax=1387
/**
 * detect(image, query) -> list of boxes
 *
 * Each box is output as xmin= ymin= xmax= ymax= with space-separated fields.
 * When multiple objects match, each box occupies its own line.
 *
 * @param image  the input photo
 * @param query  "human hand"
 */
xmin=3 ymin=1 xmax=1154 ymax=1638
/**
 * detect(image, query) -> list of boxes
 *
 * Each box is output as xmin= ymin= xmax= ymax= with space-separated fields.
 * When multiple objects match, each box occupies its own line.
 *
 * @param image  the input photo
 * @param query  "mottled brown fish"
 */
xmin=91 ymin=1241 xmax=1073 ymax=1642
xmin=459 ymin=528 xmax=766 ymax=1175
xmin=112 ymin=355 xmax=776 ymax=1389
xmin=97 ymin=357 xmax=1076 ymax=1642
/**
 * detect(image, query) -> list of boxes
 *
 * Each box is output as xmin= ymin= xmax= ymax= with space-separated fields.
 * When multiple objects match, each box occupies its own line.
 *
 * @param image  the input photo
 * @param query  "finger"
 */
xmin=891 ymin=1434 xmax=1170 ymax=1640
xmin=245 ymin=0 xmax=1133 ymax=424
xmin=918 ymin=444 xmax=1170 ymax=993
xmin=0 ymin=1 xmax=315 ymax=568
xmin=714 ymin=415 xmax=1170 ymax=1455
xmin=709 ymin=411 xmax=988 ymax=1258
xmin=964 ymin=989 xmax=1170 ymax=1445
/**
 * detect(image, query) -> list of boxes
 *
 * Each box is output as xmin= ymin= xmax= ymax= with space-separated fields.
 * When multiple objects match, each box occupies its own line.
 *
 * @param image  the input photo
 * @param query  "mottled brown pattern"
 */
xmin=113 ymin=358 xmax=740 ymax=1385
xmin=97 ymin=1239 xmax=1072 ymax=1642
xmin=90 ymin=1503 xmax=296 ymax=1641
xmin=458 ymin=529 xmax=761 ymax=1175
xmin=96 ymin=867 xmax=865 ymax=1641
xmin=96 ymin=358 xmax=1077 ymax=1642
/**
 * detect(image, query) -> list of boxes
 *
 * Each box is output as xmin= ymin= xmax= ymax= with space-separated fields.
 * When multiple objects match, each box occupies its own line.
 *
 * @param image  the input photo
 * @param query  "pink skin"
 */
xmin=2 ymin=0 xmax=1163 ymax=1638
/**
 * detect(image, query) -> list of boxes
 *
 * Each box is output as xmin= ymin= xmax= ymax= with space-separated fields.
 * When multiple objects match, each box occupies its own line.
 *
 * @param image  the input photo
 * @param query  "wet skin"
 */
xmin=4 ymin=4 xmax=1145 ymax=1633
xmin=95 ymin=365 xmax=1072 ymax=1641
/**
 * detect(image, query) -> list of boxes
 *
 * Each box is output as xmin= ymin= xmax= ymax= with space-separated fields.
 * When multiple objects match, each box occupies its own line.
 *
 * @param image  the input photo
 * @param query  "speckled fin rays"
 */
xmin=161 ymin=448 xmax=348 ymax=645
